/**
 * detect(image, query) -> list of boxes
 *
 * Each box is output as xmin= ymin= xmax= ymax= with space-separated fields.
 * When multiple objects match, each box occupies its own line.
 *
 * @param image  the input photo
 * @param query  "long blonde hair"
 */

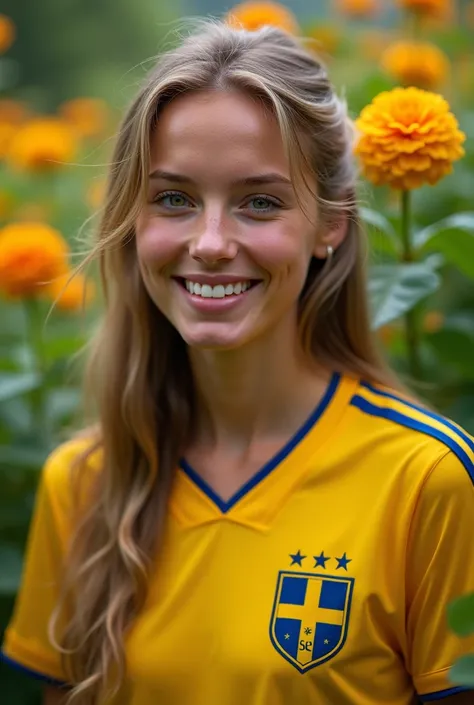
xmin=51 ymin=19 xmax=401 ymax=704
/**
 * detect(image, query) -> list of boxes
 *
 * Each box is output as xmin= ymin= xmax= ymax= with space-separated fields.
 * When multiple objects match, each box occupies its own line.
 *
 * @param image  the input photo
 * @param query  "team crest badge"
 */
xmin=269 ymin=570 xmax=354 ymax=673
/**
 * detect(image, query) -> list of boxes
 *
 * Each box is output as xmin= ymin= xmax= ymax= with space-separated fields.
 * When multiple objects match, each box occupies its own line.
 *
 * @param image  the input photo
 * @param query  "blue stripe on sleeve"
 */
xmin=350 ymin=395 xmax=474 ymax=484
xmin=0 ymin=650 xmax=68 ymax=687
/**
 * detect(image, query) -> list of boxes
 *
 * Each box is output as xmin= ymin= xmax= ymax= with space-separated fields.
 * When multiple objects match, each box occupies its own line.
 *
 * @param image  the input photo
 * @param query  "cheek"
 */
xmin=135 ymin=217 xmax=183 ymax=269
xmin=246 ymin=223 xmax=314 ymax=274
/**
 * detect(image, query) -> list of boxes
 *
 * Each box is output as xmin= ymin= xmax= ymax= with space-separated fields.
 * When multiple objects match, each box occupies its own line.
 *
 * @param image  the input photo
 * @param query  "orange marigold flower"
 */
xmin=381 ymin=41 xmax=449 ymax=90
xmin=59 ymin=97 xmax=109 ymax=138
xmin=6 ymin=118 xmax=78 ymax=172
xmin=396 ymin=0 xmax=450 ymax=18
xmin=0 ymin=14 xmax=15 ymax=54
xmin=336 ymin=0 xmax=379 ymax=18
xmin=46 ymin=271 xmax=95 ymax=311
xmin=226 ymin=1 xmax=299 ymax=34
xmin=0 ymin=222 xmax=69 ymax=298
xmin=354 ymin=87 xmax=465 ymax=190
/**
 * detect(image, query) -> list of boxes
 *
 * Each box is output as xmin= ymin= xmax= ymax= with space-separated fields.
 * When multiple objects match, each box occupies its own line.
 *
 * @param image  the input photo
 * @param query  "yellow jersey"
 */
xmin=2 ymin=372 xmax=474 ymax=704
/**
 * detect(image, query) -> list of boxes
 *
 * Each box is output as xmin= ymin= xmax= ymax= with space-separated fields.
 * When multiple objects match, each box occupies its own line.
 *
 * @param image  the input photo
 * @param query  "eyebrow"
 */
xmin=148 ymin=169 xmax=293 ymax=187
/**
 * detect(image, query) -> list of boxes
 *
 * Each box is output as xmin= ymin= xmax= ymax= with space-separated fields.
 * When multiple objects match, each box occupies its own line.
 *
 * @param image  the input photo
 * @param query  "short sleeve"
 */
xmin=406 ymin=448 xmax=474 ymax=701
xmin=1 ymin=438 xmax=95 ymax=684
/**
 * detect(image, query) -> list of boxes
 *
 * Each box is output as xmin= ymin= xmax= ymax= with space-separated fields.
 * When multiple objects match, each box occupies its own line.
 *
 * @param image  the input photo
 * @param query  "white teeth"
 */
xmin=183 ymin=280 xmax=253 ymax=298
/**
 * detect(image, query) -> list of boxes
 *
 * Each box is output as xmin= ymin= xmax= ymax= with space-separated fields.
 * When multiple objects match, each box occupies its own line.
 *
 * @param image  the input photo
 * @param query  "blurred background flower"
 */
xmin=336 ymin=0 xmax=379 ymax=19
xmin=0 ymin=99 xmax=29 ymax=125
xmin=86 ymin=178 xmax=107 ymax=211
xmin=381 ymin=40 xmax=449 ymax=89
xmin=59 ymin=98 xmax=110 ymax=139
xmin=396 ymin=0 xmax=450 ymax=18
xmin=354 ymin=87 xmax=465 ymax=190
xmin=45 ymin=270 xmax=96 ymax=311
xmin=6 ymin=117 xmax=79 ymax=172
xmin=306 ymin=24 xmax=342 ymax=57
xmin=0 ymin=222 xmax=69 ymax=298
xmin=0 ymin=14 xmax=15 ymax=54
xmin=226 ymin=1 xmax=299 ymax=33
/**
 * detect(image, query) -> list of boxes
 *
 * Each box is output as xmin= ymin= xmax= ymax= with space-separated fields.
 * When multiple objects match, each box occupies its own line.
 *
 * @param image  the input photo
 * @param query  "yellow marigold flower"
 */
xmin=396 ymin=0 xmax=450 ymax=18
xmin=0 ymin=99 xmax=29 ymax=125
xmin=336 ymin=0 xmax=379 ymax=17
xmin=46 ymin=271 xmax=95 ymax=311
xmin=354 ymin=87 xmax=465 ymax=190
xmin=0 ymin=14 xmax=15 ymax=54
xmin=307 ymin=24 xmax=341 ymax=57
xmin=381 ymin=41 xmax=449 ymax=90
xmin=0 ymin=222 xmax=69 ymax=298
xmin=59 ymin=97 xmax=109 ymax=138
xmin=6 ymin=118 xmax=78 ymax=172
xmin=226 ymin=1 xmax=299 ymax=34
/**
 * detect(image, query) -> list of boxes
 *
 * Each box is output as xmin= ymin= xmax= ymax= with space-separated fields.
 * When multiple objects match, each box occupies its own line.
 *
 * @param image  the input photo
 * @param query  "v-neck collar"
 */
xmin=170 ymin=372 xmax=358 ymax=530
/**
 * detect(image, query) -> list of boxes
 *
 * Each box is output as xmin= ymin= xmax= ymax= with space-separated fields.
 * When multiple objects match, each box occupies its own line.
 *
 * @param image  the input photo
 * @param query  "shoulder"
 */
xmin=349 ymin=378 xmax=474 ymax=484
xmin=40 ymin=432 xmax=103 ymax=518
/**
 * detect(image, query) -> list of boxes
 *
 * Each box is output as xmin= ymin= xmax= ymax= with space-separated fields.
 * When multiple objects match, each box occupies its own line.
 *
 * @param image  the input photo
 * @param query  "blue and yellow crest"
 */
xmin=269 ymin=571 xmax=354 ymax=673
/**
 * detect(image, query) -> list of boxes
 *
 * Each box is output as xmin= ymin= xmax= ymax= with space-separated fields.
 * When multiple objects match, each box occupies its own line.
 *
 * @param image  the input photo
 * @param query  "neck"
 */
xmin=188 ymin=322 xmax=331 ymax=448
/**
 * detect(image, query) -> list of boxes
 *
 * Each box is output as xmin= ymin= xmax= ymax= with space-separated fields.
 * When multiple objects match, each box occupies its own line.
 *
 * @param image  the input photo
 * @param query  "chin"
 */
xmin=178 ymin=323 xmax=251 ymax=351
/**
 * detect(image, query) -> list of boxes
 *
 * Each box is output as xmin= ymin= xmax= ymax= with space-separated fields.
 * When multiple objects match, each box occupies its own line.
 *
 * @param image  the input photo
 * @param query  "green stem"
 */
xmin=23 ymin=297 xmax=49 ymax=440
xmin=400 ymin=190 xmax=422 ymax=380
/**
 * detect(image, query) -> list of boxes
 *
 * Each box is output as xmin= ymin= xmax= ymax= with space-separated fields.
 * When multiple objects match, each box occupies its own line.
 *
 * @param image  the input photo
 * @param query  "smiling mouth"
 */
xmin=175 ymin=278 xmax=261 ymax=299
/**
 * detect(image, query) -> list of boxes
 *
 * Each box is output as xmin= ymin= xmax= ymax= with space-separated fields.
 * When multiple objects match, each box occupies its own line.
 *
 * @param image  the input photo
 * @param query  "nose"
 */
xmin=189 ymin=211 xmax=237 ymax=264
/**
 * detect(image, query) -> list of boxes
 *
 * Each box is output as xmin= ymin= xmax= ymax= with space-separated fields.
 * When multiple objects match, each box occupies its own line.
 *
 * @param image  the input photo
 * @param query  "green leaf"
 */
xmin=360 ymin=207 xmax=397 ymax=240
xmin=450 ymin=655 xmax=474 ymax=687
xmin=425 ymin=329 xmax=474 ymax=381
xmin=415 ymin=213 xmax=474 ymax=278
xmin=0 ymin=372 xmax=42 ymax=402
xmin=0 ymin=544 xmax=23 ymax=595
xmin=0 ymin=444 xmax=48 ymax=469
xmin=46 ymin=387 xmax=81 ymax=423
xmin=360 ymin=207 xmax=398 ymax=257
xmin=415 ymin=213 xmax=474 ymax=248
xmin=369 ymin=261 xmax=441 ymax=329
xmin=448 ymin=593 xmax=474 ymax=637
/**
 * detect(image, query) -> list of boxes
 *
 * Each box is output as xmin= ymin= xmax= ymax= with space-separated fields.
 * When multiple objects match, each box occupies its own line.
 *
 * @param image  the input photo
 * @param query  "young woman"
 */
xmin=2 ymin=20 xmax=474 ymax=705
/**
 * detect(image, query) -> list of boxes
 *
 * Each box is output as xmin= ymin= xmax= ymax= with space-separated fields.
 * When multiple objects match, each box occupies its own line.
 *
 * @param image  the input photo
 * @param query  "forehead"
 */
xmin=149 ymin=89 xmax=290 ymax=180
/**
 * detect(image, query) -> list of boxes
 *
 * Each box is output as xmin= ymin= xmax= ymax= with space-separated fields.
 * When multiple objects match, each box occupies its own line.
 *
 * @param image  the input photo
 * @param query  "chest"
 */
xmin=124 ymin=489 xmax=414 ymax=705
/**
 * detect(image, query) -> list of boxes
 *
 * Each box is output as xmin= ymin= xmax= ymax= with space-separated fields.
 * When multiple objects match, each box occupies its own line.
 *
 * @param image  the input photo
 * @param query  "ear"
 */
xmin=313 ymin=216 xmax=349 ymax=259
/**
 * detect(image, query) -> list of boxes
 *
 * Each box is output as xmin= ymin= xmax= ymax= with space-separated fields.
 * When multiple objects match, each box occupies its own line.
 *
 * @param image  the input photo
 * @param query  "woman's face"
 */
xmin=135 ymin=89 xmax=329 ymax=350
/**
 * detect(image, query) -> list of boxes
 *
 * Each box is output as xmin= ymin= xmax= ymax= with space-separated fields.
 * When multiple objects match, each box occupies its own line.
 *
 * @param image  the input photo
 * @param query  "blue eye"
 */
xmin=153 ymin=191 xmax=192 ymax=209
